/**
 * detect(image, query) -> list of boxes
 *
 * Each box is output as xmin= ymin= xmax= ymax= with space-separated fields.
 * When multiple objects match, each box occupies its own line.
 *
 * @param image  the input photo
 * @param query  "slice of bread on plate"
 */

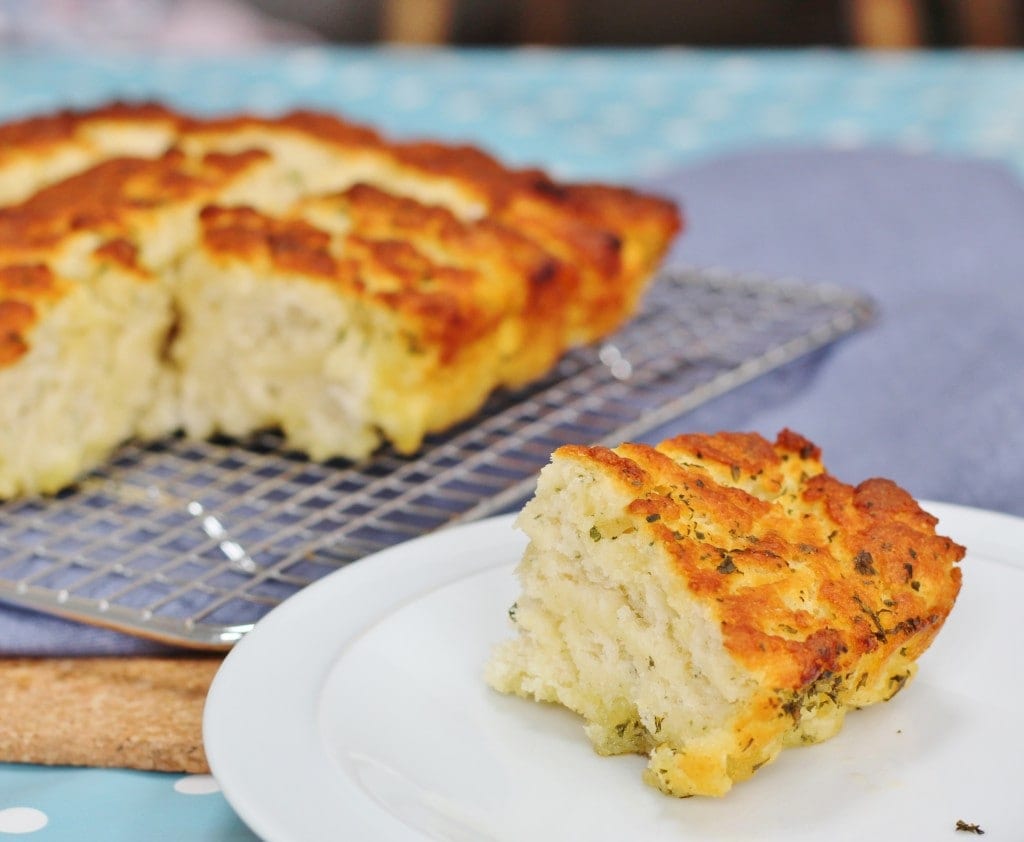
xmin=486 ymin=429 xmax=964 ymax=797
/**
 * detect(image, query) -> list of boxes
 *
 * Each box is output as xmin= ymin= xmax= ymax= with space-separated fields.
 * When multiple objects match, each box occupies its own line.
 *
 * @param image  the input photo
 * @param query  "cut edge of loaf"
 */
xmin=0 ymin=255 xmax=172 ymax=498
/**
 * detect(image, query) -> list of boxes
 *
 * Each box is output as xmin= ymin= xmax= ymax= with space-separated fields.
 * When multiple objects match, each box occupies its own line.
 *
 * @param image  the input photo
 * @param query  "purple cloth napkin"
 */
xmin=645 ymin=146 xmax=1024 ymax=519
xmin=2 ymin=145 xmax=1022 ymax=656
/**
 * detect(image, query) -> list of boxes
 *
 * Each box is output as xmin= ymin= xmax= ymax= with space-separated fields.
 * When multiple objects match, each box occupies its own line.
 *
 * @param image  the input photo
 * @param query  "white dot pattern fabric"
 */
xmin=1 ymin=46 xmax=1023 ymax=842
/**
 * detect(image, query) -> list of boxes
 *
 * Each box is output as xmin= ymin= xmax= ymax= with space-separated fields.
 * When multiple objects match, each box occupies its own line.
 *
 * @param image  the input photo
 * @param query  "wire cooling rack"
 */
xmin=0 ymin=267 xmax=874 ymax=649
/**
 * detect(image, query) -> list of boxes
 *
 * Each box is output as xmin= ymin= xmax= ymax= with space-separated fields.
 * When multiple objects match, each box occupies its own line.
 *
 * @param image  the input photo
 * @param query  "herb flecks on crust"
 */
xmin=487 ymin=429 xmax=964 ymax=797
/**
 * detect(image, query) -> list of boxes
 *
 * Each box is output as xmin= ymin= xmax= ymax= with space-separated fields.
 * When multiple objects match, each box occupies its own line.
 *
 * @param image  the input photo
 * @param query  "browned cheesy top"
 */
xmin=0 ymin=102 xmax=680 ymax=372
xmin=557 ymin=430 xmax=964 ymax=694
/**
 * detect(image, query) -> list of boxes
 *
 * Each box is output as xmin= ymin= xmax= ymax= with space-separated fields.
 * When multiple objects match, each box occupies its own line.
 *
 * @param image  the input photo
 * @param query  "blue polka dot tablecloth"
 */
xmin=2 ymin=47 xmax=1024 ymax=183
xmin=2 ymin=47 xmax=1024 ymax=840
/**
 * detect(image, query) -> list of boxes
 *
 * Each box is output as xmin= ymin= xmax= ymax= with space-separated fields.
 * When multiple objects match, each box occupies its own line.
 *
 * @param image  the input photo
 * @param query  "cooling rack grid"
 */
xmin=0 ymin=267 xmax=874 ymax=648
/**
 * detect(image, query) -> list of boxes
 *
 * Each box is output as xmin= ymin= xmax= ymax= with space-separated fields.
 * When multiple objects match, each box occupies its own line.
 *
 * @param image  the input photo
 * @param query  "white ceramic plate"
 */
xmin=204 ymin=502 xmax=1023 ymax=841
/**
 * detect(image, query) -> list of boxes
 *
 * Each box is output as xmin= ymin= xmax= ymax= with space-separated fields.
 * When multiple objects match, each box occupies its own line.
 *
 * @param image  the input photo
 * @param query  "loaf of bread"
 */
xmin=486 ymin=430 xmax=964 ymax=797
xmin=0 ymin=104 xmax=680 ymax=497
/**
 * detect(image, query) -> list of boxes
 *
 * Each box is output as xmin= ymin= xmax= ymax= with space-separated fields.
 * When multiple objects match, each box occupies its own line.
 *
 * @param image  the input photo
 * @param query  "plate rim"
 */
xmin=203 ymin=499 xmax=1021 ymax=841
xmin=204 ymin=512 xmax=524 ymax=842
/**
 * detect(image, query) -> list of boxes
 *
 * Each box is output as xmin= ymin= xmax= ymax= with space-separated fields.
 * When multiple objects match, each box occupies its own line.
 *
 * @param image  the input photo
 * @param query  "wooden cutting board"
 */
xmin=0 ymin=656 xmax=222 ymax=773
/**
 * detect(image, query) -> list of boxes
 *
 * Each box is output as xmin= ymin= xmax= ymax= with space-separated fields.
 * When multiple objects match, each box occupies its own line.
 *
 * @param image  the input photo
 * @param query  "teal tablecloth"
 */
xmin=1 ymin=47 xmax=1023 ymax=840
xmin=3 ymin=48 xmax=1024 ymax=183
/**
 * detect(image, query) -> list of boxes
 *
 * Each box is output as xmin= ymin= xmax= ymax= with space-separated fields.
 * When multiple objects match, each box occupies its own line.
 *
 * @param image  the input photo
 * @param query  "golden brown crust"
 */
xmin=330 ymin=182 xmax=573 ymax=303
xmin=197 ymin=203 xmax=502 ymax=363
xmin=306 ymin=183 xmax=579 ymax=365
xmin=181 ymin=108 xmax=681 ymax=340
xmin=380 ymin=133 xmax=680 ymax=258
xmin=198 ymin=204 xmax=338 ymax=278
xmin=92 ymin=237 xmax=144 ymax=273
xmin=183 ymin=108 xmax=386 ymax=152
xmin=556 ymin=429 xmax=963 ymax=694
xmin=0 ymin=101 xmax=180 ymax=160
xmin=0 ymin=264 xmax=64 ymax=365
xmin=0 ymin=148 xmax=267 ymax=252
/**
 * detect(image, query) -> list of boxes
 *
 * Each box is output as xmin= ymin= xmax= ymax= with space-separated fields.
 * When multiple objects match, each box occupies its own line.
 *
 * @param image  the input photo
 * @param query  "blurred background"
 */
xmin=0 ymin=0 xmax=1020 ymax=51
